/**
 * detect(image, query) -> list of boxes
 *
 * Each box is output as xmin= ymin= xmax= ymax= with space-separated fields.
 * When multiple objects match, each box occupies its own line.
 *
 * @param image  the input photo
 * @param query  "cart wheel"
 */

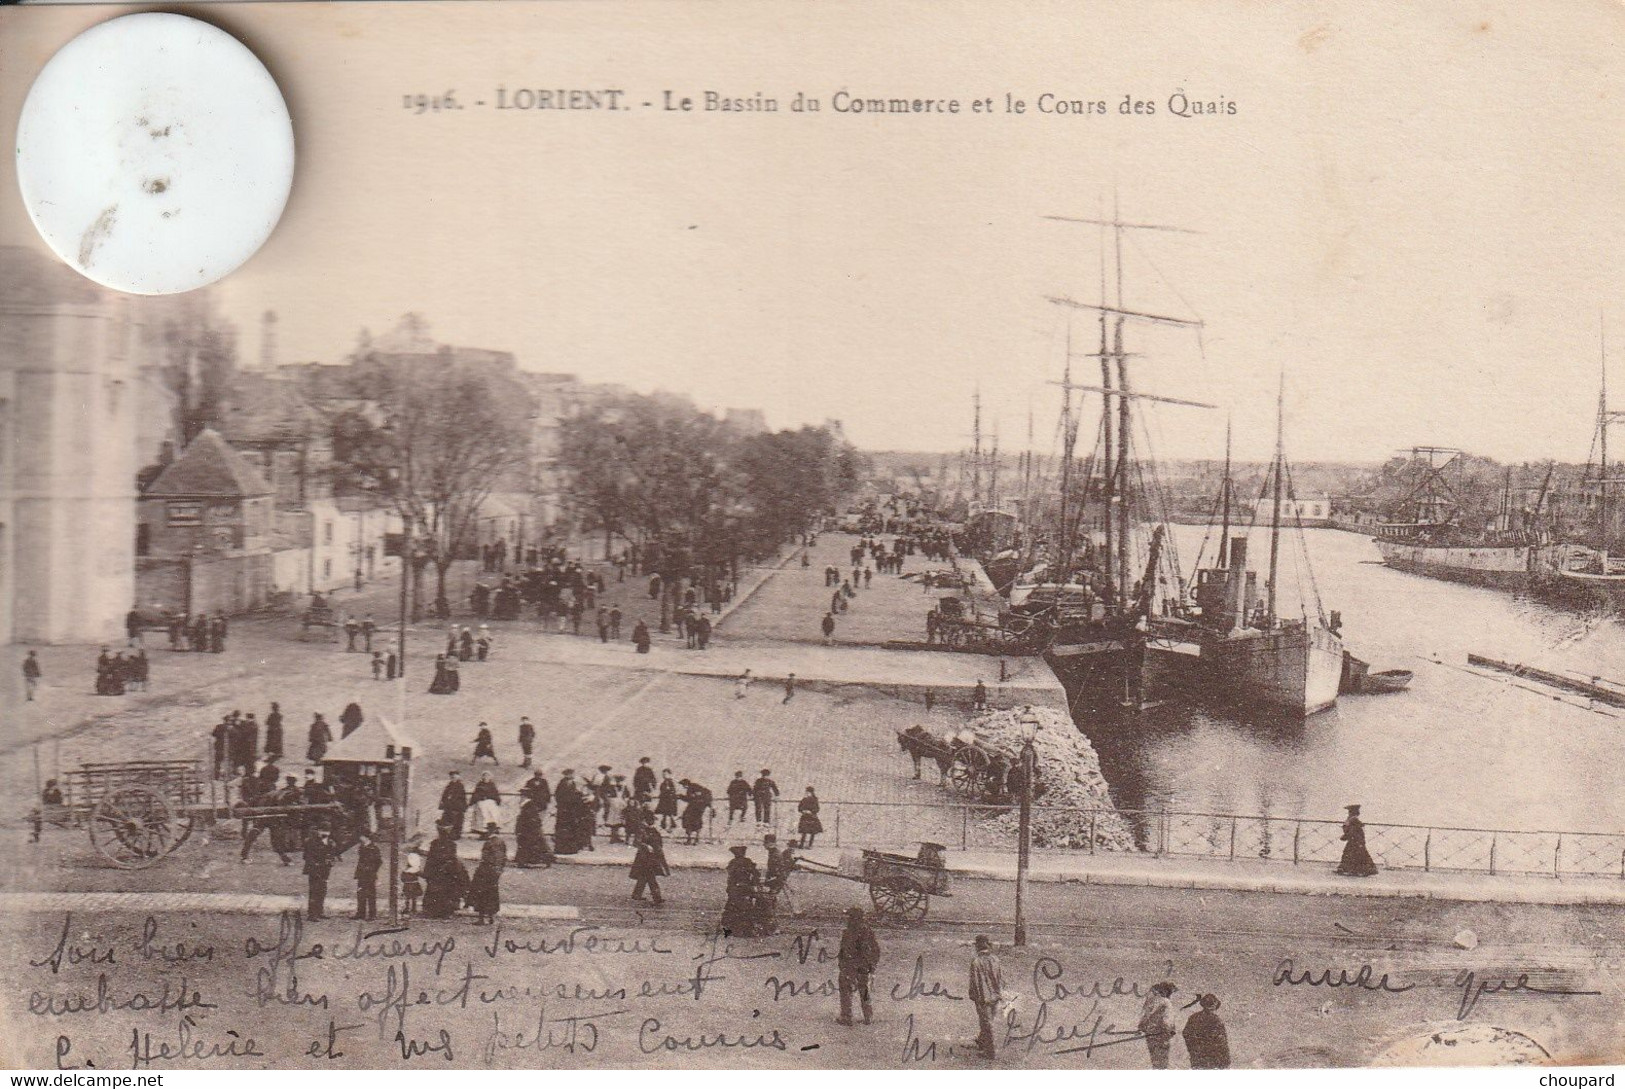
xmin=946 ymin=752 xmax=977 ymax=792
xmin=89 ymin=787 xmax=177 ymax=869
xmin=869 ymin=875 xmax=929 ymax=925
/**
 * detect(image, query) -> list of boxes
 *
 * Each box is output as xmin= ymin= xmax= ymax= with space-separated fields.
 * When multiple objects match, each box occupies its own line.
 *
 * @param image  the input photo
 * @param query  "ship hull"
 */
xmin=1197 ymin=623 xmax=1344 ymax=717
xmin=1046 ymin=620 xmax=1179 ymax=713
xmin=1372 ymin=539 xmax=1538 ymax=591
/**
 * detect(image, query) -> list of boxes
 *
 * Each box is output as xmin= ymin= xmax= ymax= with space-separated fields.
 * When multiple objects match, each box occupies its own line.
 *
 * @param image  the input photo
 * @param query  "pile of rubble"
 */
xmin=967 ymin=705 xmax=1135 ymax=851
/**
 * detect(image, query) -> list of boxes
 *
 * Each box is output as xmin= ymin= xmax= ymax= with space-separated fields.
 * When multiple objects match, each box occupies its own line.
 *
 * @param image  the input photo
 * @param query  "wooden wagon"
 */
xmin=45 ymin=760 xmax=341 ymax=869
xmin=801 ymin=842 xmax=952 ymax=925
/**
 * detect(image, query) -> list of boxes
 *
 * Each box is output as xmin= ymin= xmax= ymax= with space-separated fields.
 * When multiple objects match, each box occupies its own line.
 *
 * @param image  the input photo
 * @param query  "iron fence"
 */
xmin=410 ymin=795 xmax=1625 ymax=881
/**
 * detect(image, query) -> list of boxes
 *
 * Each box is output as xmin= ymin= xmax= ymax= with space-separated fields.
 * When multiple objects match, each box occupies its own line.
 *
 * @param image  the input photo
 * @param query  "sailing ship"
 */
xmin=1372 ymin=323 xmax=1625 ymax=607
xmin=1180 ymin=389 xmax=1346 ymax=716
xmin=1005 ymin=207 xmax=1212 ymax=712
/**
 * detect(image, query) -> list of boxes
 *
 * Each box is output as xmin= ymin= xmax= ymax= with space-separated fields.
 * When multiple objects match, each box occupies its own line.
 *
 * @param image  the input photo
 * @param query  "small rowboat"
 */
xmin=1361 ymin=669 xmax=1413 ymax=693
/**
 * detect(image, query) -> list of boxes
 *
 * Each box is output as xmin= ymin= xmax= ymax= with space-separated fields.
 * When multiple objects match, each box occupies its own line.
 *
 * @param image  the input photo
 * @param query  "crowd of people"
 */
xmin=93 ymin=646 xmax=149 ymax=695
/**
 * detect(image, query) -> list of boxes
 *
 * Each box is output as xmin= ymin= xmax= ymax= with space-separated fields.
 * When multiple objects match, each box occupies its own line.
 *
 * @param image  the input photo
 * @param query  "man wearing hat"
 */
xmin=752 ymin=769 xmax=779 ymax=826
xmin=967 ymin=935 xmax=1004 ymax=1059
xmin=836 ymin=906 xmax=879 ymax=1026
xmin=1335 ymin=803 xmax=1379 ymax=877
xmin=1138 ymin=980 xmax=1179 ymax=1069
xmin=1181 ymin=993 xmax=1230 ymax=1069
xmin=303 ymin=828 xmax=335 ymax=922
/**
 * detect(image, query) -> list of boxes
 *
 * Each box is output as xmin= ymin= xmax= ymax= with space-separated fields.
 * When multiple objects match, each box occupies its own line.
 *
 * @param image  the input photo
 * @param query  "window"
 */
xmin=136 ymin=523 xmax=150 ymax=557
xmin=167 ymin=502 xmax=202 ymax=527
xmin=324 ymin=559 xmax=332 ymax=579
xmin=324 ymin=521 xmax=334 ymax=545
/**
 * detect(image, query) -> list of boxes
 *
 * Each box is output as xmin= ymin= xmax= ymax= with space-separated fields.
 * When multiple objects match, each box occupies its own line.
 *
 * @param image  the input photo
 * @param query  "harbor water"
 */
xmin=1077 ymin=526 xmax=1625 ymax=835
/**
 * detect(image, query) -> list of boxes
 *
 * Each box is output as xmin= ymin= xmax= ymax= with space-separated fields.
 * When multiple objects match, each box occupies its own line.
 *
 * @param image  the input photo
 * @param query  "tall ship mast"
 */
xmin=1181 ymin=379 xmax=1346 ymax=716
xmin=1006 ymin=205 xmax=1211 ymax=713
xmin=1371 ymin=315 xmax=1625 ymax=608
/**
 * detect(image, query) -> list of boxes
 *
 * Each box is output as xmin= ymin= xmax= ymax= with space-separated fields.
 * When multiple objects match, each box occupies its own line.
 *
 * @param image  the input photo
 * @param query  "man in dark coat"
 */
xmin=210 ymin=717 xmax=231 ymax=778
xmin=521 ymin=769 xmax=551 ymax=809
xmin=1182 ymin=993 xmax=1231 ymax=1068
xmin=629 ymin=824 xmax=669 ymax=904
xmin=439 ymin=771 xmax=468 ymax=838
xmin=303 ymin=829 xmax=335 ymax=921
xmin=836 ymin=906 xmax=880 ymax=1026
xmin=518 ymin=717 xmax=535 ymax=767
xmin=307 ymin=714 xmax=332 ymax=763
xmin=633 ymin=757 xmax=657 ymax=799
xmin=720 ymin=845 xmax=759 ymax=935
xmin=553 ymin=770 xmax=587 ymax=854
xmin=264 ymin=702 xmax=284 ymax=762
xmin=726 ymin=772 xmax=751 ymax=826
xmin=353 ymin=832 xmax=382 ymax=921
xmin=752 ymin=769 xmax=779 ymax=825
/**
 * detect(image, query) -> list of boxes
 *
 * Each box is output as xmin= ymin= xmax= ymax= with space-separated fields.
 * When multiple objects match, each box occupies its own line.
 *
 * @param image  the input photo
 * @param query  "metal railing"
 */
xmin=414 ymin=796 xmax=1625 ymax=881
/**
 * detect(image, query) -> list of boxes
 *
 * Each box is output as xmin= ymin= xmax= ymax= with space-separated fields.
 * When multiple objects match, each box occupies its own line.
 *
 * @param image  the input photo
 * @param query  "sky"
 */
xmin=5 ymin=1 xmax=1625 ymax=464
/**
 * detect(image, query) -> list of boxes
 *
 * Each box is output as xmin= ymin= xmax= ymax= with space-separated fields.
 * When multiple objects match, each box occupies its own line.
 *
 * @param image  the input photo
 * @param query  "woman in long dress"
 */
xmin=469 ymin=772 xmax=502 ymax=835
xmin=1335 ymin=804 xmax=1379 ymax=877
xmin=680 ymin=780 xmax=713 ymax=845
xmin=514 ymin=798 xmax=553 ymax=867
xmin=428 ymin=654 xmax=455 ymax=695
xmin=466 ymin=829 xmax=506 ymax=924
xmin=420 ymin=830 xmax=468 ymax=918
xmin=552 ymin=771 xmax=585 ymax=855
xmin=797 ymin=786 xmax=823 ymax=849
xmin=655 ymin=772 xmax=680 ymax=832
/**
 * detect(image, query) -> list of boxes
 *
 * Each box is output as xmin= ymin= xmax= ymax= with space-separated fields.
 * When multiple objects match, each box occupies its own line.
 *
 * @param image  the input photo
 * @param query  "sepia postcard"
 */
xmin=2 ymin=0 xmax=1624 ymax=1074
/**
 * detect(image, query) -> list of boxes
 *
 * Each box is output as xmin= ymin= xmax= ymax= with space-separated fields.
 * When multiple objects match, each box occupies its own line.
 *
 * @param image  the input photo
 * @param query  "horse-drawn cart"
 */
xmin=44 ymin=760 xmax=341 ymax=869
xmin=896 ymin=727 xmax=1010 ymax=799
xmin=800 ymin=842 xmax=952 ymax=925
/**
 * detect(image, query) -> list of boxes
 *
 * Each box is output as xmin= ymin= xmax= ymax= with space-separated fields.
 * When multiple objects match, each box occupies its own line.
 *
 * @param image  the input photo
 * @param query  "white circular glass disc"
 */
xmin=15 ymin=12 xmax=294 ymax=295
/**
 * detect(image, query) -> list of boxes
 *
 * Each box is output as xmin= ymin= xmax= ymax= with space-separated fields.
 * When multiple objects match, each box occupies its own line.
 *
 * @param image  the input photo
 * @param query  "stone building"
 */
xmin=0 ymin=247 xmax=149 ymax=645
xmin=136 ymin=429 xmax=275 ymax=615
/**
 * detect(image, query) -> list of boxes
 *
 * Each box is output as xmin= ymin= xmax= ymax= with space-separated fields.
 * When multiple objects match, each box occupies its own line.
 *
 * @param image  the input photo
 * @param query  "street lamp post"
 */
xmin=1014 ymin=705 xmax=1040 ymax=947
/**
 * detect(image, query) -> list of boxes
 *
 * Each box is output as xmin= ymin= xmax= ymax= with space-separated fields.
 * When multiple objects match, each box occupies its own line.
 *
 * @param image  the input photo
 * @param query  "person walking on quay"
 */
xmin=518 ymin=716 xmax=535 ymax=767
xmin=191 ymin=613 xmax=209 ymax=653
xmin=1138 ymin=981 xmax=1179 ymax=1069
xmin=782 ymin=673 xmax=796 ymax=704
xmin=822 ymin=612 xmax=836 ymax=645
xmin=303 ymin=828 xmax=335 ymax=921
xmin=371 ymin=651 xmax=384 ymax=680
xmin=836 ymin=906 xmax=879 ymax=1026
xmin=22 ymin=650 xmax=41 ymax=701
xmin=439 ymin=771 xmax=469 ymax=838
xmin=633 ymin=756 xmax=657 ymax=800
xmin=472 ymin=722 xmax=499 ymax=765
xmin=734 ymin=669 xmax=753 ymax=699
xmin=467 ymin=826 xmax=507 ymax=924
xmin=597 ymin=606 xmax=610 ymax=643
xmin=720 ymin=845 xmax=761 ymax=935
xmin=267 ymin=776 xmax=301 ymax=865
xmin=552 ymin=769 xmax=591 ymax=855
xmin=428 ymin=653 xmax=457 ymax=694
xmin=726 ymin=771 xmax=751 ymax=825
xmin=1335 ymin=804 xmax=1379 ymax=877
xmin=609 ymin=605 xmax=623 ymax=641
xmin=656 ymin=769 xmax=680 ymax=831
xmin=630 ymin=822 xmax=669 ymax=905
xmin=752 ymin=769 xmax=779 ymax=826
xmin=972 ymin=679 xmax=988 ymax=712
xmin=208 ymin=716 xmax=230 ymax=777
xmin=344 ymin=615 xmax=360 ymax=652
xmin=209 ymin=614 xmax=228 ymax=653
xmin=1181 ymin=993 xmax=1230 ymax=1068
xmin=797 ymin=786 xmax=823 ymax=848
xmin=633 ymin=619 xmax=651 ymax=654
xmin=306 ymin=713 xmax=332 ymax=763
xmin=421 ymin=825 xmax=469 ymax=919
xmin=680 ymin=778 xmax=714 ymax=845
xmin=515 ymin=793 xmax=554 ymax=867
xmin=362 ymin=615 xmax=377 ymax=652
xmin=264 ymin=702 xmax=284 ymax=762
xmin=385 ymin=644 xmax=399 ymax=680
xmin=353 ymin=831 xmax=382 ymax=921
xmin=968 ymin=936 xmax=1004 ymax=1060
